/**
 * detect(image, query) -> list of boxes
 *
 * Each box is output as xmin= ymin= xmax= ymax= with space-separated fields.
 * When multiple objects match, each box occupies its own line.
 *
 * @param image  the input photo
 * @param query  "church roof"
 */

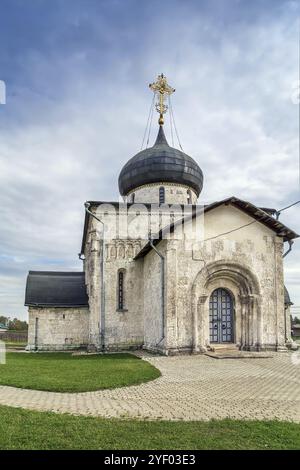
xmin=25 ymin=271 xmax=89 ymax=308
xmin=118 ymin=125 xmax=204 ymax=196
xmin=134 ymin=196 xmax=299 ymax=259
xmin=80 ymin=197 xmax=298 ymax=257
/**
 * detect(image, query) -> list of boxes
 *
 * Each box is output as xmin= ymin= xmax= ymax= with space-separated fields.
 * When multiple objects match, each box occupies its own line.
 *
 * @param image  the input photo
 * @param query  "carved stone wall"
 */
xmin=161 ymin=203 xmax=287 ymax=353
xmin=31 ymin=201 xmax=288 ymax=354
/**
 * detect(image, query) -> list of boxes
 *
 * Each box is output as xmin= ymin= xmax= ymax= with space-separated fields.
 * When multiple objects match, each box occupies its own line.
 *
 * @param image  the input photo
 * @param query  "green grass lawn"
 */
xmin=0 ymin=405 xmax=299 ymax=449
xmin=0 ymin=353 xmax=160 ymax=392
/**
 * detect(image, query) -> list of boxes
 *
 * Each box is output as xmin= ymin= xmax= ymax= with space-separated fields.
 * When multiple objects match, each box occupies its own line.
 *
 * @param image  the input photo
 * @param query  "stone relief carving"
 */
xmin=106 ymin=241 xmax=142 ymax=260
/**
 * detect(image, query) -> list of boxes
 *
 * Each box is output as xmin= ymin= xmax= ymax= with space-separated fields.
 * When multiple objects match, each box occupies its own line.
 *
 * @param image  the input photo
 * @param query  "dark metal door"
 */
xmin=209 ymin=288 xmax=233 ymax=343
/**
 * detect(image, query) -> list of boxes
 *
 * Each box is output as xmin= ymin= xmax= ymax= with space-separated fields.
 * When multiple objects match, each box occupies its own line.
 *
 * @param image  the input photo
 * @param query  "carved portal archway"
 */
xmin=191 ymin=261 xmax=262 ymax=352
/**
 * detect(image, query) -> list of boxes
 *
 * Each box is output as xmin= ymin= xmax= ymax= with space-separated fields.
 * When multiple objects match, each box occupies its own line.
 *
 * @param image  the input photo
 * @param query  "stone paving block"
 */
xmin=0 ymin=353 xmax=299 ymax=422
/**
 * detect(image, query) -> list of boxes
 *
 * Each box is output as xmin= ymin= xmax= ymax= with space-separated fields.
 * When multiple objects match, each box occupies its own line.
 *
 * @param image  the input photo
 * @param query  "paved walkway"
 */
xmin=0 ymin=353 xmax=300 ymax=421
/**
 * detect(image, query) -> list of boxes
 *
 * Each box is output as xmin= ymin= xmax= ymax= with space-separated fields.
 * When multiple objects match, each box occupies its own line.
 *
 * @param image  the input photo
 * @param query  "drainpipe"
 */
xmin=282 ymin=239 xmax=294 ymax=343
xmin=283 ymin=240 xmax=294 ymax=258
xmin=34 ymin=317 xmax=39 ymax=351
xmin=149 ymin=239 xmax=165 ymax=349
xmin=84 ymin=202 xmax=105 ymax=350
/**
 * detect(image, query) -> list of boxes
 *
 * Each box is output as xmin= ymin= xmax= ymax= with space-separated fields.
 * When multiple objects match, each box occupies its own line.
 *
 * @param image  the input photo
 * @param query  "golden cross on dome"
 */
xmin=149 ymin=73 xmax=175 ymax=125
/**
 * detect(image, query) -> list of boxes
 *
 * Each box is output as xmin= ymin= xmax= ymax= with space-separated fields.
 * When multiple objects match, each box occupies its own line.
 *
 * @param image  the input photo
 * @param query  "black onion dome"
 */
xmin=118 ymin=126 xmax=203 ymax=196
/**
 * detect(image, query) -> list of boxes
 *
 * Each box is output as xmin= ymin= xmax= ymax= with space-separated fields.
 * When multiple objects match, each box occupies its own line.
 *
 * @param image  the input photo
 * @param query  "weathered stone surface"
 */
xmin=27 ymin=307 xmax=89 ymax=350
xmin=27 ymin=199 xmax=293 ymax=355
xmin=126 ymin=183 xmax=198 ymax=205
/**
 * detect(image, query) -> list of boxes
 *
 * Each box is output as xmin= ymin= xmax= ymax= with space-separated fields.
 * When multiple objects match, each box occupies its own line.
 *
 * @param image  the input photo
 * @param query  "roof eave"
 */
xmin=25 ymin=303 xmax=89 ymax=308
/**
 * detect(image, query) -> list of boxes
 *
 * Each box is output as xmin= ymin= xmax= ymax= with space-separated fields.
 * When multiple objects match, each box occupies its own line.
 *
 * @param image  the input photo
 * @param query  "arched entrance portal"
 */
xmin=191 ymin=261 xmax=262 ymax=352
xmin=209 ymin=288 xmax=233 ymax=343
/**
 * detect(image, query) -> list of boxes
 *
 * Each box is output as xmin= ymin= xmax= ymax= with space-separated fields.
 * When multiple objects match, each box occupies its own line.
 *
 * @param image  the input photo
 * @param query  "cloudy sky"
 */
xmin=0 ymin=0 xmax=299 ymax=320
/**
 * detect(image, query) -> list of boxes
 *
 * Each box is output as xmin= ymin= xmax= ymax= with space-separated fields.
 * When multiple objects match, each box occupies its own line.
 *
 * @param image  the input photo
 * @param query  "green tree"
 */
xmin=8 ymin=318 xmax=28 ymax=331
xmin=0 ymin=316 xmax=9 ymax=326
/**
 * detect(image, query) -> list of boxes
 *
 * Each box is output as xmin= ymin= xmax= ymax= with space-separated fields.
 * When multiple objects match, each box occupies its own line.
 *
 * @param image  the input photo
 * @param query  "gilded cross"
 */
xmin=149 ymin=74 xmax=175 ymax=125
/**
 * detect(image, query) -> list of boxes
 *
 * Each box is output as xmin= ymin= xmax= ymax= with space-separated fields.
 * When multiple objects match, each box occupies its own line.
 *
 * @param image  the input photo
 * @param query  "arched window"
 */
xmin=117 ymin=270 xmax=125 ymax=310
xmin=159 ymin=186 xmax=165 ymax=204
xmin=187 ymin=190 xmax=192 ymax=204
xmin=131 ymin=193 xmax=135 ymax=203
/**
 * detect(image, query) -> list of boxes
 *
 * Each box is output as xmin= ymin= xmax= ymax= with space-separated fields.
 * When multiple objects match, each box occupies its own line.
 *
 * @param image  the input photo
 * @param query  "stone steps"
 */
xmin=207 ymin=343 xmax=238 ymax=353
xmin=205 ymin=344 xmax=273 ymax=359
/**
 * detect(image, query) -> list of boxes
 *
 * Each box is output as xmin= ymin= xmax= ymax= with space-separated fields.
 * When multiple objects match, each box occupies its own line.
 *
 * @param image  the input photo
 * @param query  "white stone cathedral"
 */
xmin=25 ymin=74 xmax=298 ymax=354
